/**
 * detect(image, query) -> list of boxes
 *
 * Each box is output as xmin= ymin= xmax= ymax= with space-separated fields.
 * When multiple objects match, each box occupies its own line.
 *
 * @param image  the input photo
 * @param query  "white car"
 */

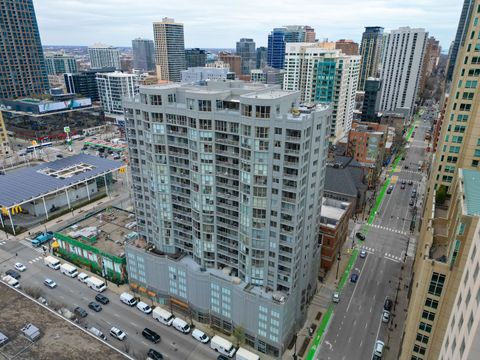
xmin=382 ymin=310 xmax=390 ymax=323
xmin=191 ymin=329 xmax=210 ymax=343
xmin=14 ymin=262 xmax=27 ymax=272
xmin=360 ymin=250 xmax=367 ymax=258
xmin=332 ymin=292 xmax=340 ymax=303
xmin=136 ymin=301 xmax=152 ymax=314
xmin=44 ymin=278 xmax=57 ymax=288
xmin=109 ymin=327 xmax=126 ymax=341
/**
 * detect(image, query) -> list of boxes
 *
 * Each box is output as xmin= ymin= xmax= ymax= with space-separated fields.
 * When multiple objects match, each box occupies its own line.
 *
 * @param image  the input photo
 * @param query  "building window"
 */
xmin=425 ymin=298 xmax=439 ymax=309
xmin=460 ymin=340 xmax=465 ymax=357
xmin=468 ymin=312 xmax=474 ymax=332
xmin=198 ymin=100 xmax=212 ymax=112
xmin=419 ymin=322 xmax=432 ymax=333
xmin=187 ymin=98 xmax=195 ymax=110
xmin=150 ymin=95 xmax=162 ymax=105
xmin=413 ymin=344 xmax=426 ymax=355
xmin=475 ymin=149 xmax=480 ymax=157
xmin=168 ymin=94 xmax=176 ymax=103
xmin=256 ymin=106 xmax=271 ymax=119
xmin=241 ymin=104 xmax=253 ymax=116
xmin=428 ymin=272 xmax=446 ymax=297
xmin=422 ymin=310 xmax=435 ymax=322
xmin=256 ymin=127 xmax=269 ymax=138
xmin=416 ymin=333 xmax=429 ymax=345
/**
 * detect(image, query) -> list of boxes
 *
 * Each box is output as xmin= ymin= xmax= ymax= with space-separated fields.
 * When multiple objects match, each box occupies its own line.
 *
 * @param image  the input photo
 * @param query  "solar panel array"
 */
xmin=0 ymin=154 xmax=123 ymax=208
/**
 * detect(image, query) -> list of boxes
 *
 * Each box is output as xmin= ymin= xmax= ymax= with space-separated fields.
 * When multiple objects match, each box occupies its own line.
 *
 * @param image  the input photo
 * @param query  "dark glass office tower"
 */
xmin=132 ymin=38 xmax=156 ymax=72
xmin=358 ymin=26 xmax=384 ymax=91
xmin=0 ymin=0 xmax=49 ymax=99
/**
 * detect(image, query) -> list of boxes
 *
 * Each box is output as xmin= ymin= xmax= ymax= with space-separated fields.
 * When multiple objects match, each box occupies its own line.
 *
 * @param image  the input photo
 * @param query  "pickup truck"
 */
xmin=31 ymin=231 xmax=54 ymax=247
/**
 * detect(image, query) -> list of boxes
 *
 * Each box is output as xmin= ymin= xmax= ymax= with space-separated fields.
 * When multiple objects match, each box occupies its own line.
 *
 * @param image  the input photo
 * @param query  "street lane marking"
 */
xmin=346 ymin=253 xmax=369 ymax=312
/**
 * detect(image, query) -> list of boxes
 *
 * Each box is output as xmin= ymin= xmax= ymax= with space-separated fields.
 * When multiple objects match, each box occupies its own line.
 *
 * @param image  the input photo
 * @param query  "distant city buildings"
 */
xmin=256 ymin=46 xmax=268 ymax=69
xmin=153 ymin=17 xmax=186 ymax=82
xmin=64 ymin=67 xmax=116 ymax=101
xmin=250 ymin=67 xmax=285 ymax=85
xmin=96 ymin=72 xmax=137 ymax=114
xmin=419 ymin=36 xmax=441 ymax=95
xmin=124 ymin=80 xmax=331 ymax=357
xmin=283 ymin=43 xmax=360 ymax=142
xmin=0 ymin=0 xmax=49 ymax=99
xmin=185 ymin=48 xmax=207 ymax=68
xmin=132 ymin=38 xmax=156 ymax=72
xmin=45 ymin=54 xmax=78 ymax=75
xmin=358 ymin=26 xmax=384 ymax=91
xmin=335 ymin=39 xmax=359 ymax=55
xmin=379 ymin=27 xmax=428 ymax=116
xmin=236 ymin=38 xmax=256 ymax=75
xmin=181 ymin=67 xmax=234 ymax=82
xmin=267 ymin=25 xmax=316 ymax=69
xmin=218 ymin=52 xmax=241 ymax=76
xmin=88 ymin=43 xmax=121 ymax=70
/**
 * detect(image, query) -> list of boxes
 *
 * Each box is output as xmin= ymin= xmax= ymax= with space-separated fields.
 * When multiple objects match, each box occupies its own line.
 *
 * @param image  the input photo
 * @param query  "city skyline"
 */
xmin=35 ymin=0 xmax=462 ymax=49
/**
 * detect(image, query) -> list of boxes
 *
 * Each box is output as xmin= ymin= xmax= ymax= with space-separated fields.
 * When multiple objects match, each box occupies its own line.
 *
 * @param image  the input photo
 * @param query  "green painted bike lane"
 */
xmin=304 ymin=118 xmax=418 ymax=360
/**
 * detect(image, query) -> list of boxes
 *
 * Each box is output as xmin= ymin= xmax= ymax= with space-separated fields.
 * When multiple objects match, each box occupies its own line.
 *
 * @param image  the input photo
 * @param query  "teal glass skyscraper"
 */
xmin=0 ymin=0 xmax=49 ymax=99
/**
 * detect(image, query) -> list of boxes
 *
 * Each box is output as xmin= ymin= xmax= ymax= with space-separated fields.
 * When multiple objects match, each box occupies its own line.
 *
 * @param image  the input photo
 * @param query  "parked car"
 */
xmin=382 ymin=310 xmax=390 ymax=323
xmin=6 ymin=269 xmax=20 ymax=279
xmin=44 ymin=278 xmax=57 ymax=288
xmin=360 ymin=249 xmax=367 ymax=258
xmin=14 ymin=263 xmax=26 ymax=272
xmin=409 ymin=199 xmax=415 ymax=207
xmin=191 ymin=329 xmax=210 ymax=344
xmin=387 ymin=185 xmax=394 ymax=194
xmin=350 ymin=273 xmax=359 ymax=283
xmin=384 ymin=298 xmax=393 ymax=311
xmin=217 ymin=356 xmax=230 ymax=360
xmin=147 ymin=349 xmax=164 ymax=360
xmin=109 ymin=327 xmax=126 ymax=341
xmin=136 ymin=301 xmax=152 ymax=314
xmin=408 ymin=180 xmax=413 ymax=185
xmin=88 ymin=302 xmax=102 ymax=312
xmin=355 ymin=232 xmax=366 ymax=241
xmin=142 ymin=328 xmax=161 ymax=344
xmin=332 ymin=292 xmax=340 ymax=303
xmin=95 ymin=293 xmax=110 ymax=305
xmin=74 ymin=306 xmax=88 ymax=318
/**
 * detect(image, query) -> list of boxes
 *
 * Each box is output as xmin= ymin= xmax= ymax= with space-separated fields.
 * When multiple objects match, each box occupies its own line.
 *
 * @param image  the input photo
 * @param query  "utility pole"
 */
xmin=335 ymin=251 xmax=341 ymax=280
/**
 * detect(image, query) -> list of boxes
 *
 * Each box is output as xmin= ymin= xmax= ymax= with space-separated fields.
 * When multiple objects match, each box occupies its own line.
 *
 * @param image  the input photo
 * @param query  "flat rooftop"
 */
xmin=0 ymin=283 xmax=126 ymax=360
xmin=321 ymin=198 xmax=350 ymax=223
xmin=60 ymin=207 xmax=136 ymax=258
xmin=0 ymin=154 xmax=123 ymax=208
xmin=461 ymin=169 xmax=480 ymax=216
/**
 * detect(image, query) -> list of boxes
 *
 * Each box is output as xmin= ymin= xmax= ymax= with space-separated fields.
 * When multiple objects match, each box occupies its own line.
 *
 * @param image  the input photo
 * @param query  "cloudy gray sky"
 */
xmin=35 ymin=0 xmax=463 ymax=50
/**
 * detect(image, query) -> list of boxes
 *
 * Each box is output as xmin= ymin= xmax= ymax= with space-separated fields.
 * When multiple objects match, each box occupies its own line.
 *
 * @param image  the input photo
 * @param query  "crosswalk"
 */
xmin=0 ymin=240 xmax=6 ymax=246
xmin=400 ymin=169 xmax=422 ymax=175
xmin=368 ymin=224 xmax=408 ymax=236
xmin=359 ymin=246 xmax=404 ymax=263
xmin=28 ymin=255 xmax=44 ymax=264
xmin=19 ymin=239 xmax=44 ymax=254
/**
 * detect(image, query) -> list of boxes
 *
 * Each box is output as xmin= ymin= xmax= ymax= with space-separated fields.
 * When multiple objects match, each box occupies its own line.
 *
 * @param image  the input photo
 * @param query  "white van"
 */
xmin=374 ymin=340 xmax=385 ymax=357
xmin=120 ymin=292 xmax=137 ymax=306
xmin=136 ymin=301 xmax=152 ymax=314
xmin=86 ymin=276 xmax=107 ymax=292
xmin=152 ymin=307 xmax=174 ymax=325
xmin=236 ymin=347 xmax=260 ymax=360
xmin=172 ymin=317 xmax=191 ymax=334
xmin=88 ymin=327 xmax=107 ymax=341
xmin=210 ymin=335 xmax=236 ymax=358
xmin=60 ymin=263 xmax=78 ymax=278
xmin=44 ymin=256 xmax=60 ymax=270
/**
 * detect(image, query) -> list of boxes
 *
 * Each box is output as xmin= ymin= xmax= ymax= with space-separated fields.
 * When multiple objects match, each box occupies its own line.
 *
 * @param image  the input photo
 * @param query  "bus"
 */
xmin=26 ymin=142 xmax=53 ymax=153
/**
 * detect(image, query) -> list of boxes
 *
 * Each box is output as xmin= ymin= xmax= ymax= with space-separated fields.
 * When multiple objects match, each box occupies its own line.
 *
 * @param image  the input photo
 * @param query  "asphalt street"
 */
xmin=0 ymin=239 xmax=218 ymax=360
xmin=318 ymin=108 xmax=434 ymax=360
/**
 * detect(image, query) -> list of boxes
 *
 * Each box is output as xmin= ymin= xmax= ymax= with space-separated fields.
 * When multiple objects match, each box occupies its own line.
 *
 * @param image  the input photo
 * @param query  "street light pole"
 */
xmin=335 ymin=251 xmax=341 ymax=280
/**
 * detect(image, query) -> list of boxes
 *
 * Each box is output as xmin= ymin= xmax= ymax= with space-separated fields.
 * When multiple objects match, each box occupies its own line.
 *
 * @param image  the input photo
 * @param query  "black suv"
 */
xmin=384 ymin=298 xmax=393 ymax=312
xmin=74 ymin=306 xmax=88 ymax=318
xmin=142 ymin=328 xmax=161 ymax=344
xmin=95 ymin=293 xmax=110 ymax=305
xmin=6 ymin=269 xmax=20 ymax=279
xmin=147 ymin=349 xmax=164 ymax=360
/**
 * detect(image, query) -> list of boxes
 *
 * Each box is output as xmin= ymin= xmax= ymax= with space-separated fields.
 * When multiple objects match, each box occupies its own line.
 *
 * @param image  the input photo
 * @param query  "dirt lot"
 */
xmin=0 ymin=283 xmax=127 ymax=360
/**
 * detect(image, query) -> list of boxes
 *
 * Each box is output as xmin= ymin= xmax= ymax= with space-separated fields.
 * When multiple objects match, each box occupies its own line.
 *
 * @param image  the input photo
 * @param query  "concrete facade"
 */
xmin=218 ymin=52 xmax=242 ymax=77
xmin=283 ymin=43 xmax=360 ymax=143
xmin=335 ymin=39 xmax=359 ymax=56
xmin=45 ymin=54 xmax=78 ymax=76
xmin=96 ymin=72 xmax=138 ymax=114
xmin=181 ymin=67 xmax=233 ymax=83
xmin=123 ymin=81 xmax=332 ymax=357
xmin=236 ymin=38 xmax=256 ymax=75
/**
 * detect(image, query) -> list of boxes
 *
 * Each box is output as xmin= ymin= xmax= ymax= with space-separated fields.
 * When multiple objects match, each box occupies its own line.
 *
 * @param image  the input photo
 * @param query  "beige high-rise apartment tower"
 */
xmin=153 ymin=18 xmax=186 ymax=82
xmin=400 ymin=2 xmax=480 ymax=359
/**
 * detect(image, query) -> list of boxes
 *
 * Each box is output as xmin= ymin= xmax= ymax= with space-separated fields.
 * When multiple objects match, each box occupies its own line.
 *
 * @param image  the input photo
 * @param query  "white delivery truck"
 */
xmin=152 ymin=307 xmax=175 ymax=325
xmin=44 ymin=256 xmax=60 ymax=270
xmin=60 ymin=263 xmax=78 ymax=278
xmin=236 ymin=347 xmax=260 ymax=360
xmin=119 ymin=292 xmax=137 ymax=306
xmin=85 ymin=276 xmax=107 ymax=292
xmin=2 ymin=275 xmax=20 ymax=289
xmin=210 ymin=335 xmax=236 ymax=358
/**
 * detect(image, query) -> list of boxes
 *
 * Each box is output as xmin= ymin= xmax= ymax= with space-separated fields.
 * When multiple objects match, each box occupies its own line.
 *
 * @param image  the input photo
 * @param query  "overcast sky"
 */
xmin=35 ymin=0 xmax=463 ymax=50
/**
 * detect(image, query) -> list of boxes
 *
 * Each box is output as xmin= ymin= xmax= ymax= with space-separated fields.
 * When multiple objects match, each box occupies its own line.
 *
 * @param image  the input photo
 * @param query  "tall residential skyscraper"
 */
xmin=88 ymin=43 xmax=121 ymax=70
xmin=379 ymin=27 xmax=428 ymax=115
xmin=400 ymin=3 xmax=480 ymax=359
xmin=153 ymin=17 xmax=186 ymax=82
xmin=446 ymin=0 xmax=474 ymax=82
xmin=361 ymin=78 xmax=381 ymax=122
xmin=256 ymin=46 xmax=268 ymax=69
xmin=236 ymin=38 xmax=256 ymax=75
xmin=45 ymin=54 xmax=78 ymax=75
xmin=418 ymin=37 xmax=441 ymax=96
xmin=283 ymin=43 xmax=361 ymax=142
xmin=358 ymin=26 xmax=384 ymax=91
xmin=185 ymin=48 xmax=207 ymax=68
xmin=64 ymin=67 xmax=116 ymax=101
xmin=267 ymin=25 xmax=316 ymax=69
xmin=132 ymin=38 xmax=156 ymax=72
xmin=96 ymin=72 xmax=137 ymax=114
xmin=0 ymin=0 xmax=49 ymax=99
xmin=124 ymin=81 xmax=331 ymax=357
